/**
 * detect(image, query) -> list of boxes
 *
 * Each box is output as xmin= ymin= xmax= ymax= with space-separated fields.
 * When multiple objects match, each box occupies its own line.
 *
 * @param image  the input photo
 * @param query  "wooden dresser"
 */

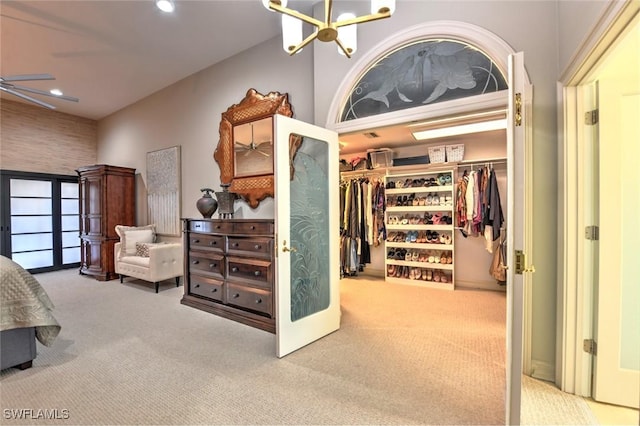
xmin=181 ymin=218 xmax=275 ymax=333
xmin=77 ymin=165 xmax=135 ymax=281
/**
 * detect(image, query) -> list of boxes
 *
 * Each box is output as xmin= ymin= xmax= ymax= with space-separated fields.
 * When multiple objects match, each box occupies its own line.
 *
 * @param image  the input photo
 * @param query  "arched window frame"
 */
xmin=326 ymin=21 xmax=527 ymax=133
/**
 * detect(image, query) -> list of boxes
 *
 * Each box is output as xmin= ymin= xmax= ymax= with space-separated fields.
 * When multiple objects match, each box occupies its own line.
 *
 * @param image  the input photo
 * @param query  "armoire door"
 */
xmin=273 ymin=114 xmax=341 ymax=358
xmin=506 ymin=51 xmax=533 ymax=425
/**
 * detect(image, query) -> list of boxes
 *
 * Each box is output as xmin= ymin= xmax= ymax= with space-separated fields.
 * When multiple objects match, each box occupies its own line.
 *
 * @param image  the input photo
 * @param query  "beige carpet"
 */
xmin=0 ymin=270 xmax=592 ymax=425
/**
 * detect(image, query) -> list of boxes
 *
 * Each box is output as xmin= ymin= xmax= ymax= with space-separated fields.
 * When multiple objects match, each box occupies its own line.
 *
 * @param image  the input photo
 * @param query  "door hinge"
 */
xmin=585 ymin=225 xmax=599 ymax=240
xmin=515 ymin=250 xmax=525 ymax=275
xmin=585 ymin=109 xmax=599 ymax=125
xmin=514 ymin=93 xmax=522 ymax=127
xmin=583 ymin=339 xmax=597 ymax=355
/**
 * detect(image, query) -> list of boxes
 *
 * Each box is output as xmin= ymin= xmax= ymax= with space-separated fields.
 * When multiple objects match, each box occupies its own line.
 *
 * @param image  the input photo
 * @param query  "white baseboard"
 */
xmin=531 ymin=360 xmax=555 ymax=382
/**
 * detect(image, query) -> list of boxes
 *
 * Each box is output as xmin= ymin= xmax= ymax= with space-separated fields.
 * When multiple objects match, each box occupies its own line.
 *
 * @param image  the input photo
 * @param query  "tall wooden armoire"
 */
xmin=77 ymin=165 xmax=136 ymax=281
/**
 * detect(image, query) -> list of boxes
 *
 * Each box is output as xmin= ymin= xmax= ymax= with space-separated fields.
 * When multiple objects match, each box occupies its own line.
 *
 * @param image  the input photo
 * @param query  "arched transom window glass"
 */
xmin=339 ymin=39 xmax=508 ymax=122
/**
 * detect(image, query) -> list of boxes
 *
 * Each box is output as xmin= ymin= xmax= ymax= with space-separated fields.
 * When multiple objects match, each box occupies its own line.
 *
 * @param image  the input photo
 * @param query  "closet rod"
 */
xmin=340 ymin=169 xmax=386 ymax=178
xmin=456 ymin=157 xmax=507 ymax=166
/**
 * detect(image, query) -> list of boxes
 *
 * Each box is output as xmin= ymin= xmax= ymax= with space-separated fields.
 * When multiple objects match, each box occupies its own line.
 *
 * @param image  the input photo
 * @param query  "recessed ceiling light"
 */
xmin=156 ymin=0 xmax=175 ymax=13
xmin=50 ymin=89 xmax=63 ymax=96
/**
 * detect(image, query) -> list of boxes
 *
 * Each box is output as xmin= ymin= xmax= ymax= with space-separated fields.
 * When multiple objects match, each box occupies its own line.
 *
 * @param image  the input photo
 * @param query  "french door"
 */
xmin=0 ymin=171 xmax=80 ymax=272
xmin=273 ymin=115 xmax=341 ymax=358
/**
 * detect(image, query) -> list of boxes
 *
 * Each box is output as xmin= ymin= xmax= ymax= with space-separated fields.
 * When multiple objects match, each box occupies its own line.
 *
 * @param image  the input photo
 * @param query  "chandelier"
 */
xmin=262 ymin=0 xmax=396 ymax=58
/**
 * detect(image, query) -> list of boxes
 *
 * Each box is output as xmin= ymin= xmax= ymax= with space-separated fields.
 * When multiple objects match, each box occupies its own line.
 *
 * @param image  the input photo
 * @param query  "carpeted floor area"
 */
xmin=0 ymin=269 xmax=596 ymax=425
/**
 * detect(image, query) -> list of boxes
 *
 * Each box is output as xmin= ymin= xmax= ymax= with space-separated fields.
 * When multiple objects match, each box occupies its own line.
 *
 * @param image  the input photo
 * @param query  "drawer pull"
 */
xmin=209 ymin=263 xmax=217 ymax=269
xmin=255 ymin=298 xmax=262 ymax=304
xmin=192 ymin=239 xmax=200 ymax=243
xmin=254 ymin=271 xmax=261 ymax=277
xmin=211 ymin=288 xmax=218 ymax=293
xmin=254 ymin=244 xmax=262 ymax=250
xmin=231 ymin=267 xmax=238 ymax=273
xmin=209 ymin=241 xmax=217 ymax=246
xmin=232 ymin=242 xmax=239 ymax=248
xmin=232 ymin=293 xmax=240 ymax=299
xmin=250 ymin=225 xmax=256 ymax=230
xmin=194 ymin=284 xmax=200 ymax=288
xmin=194 ymin=224 xmax=201 ymax=228
xmin=215 ymin=225 xmax=221 ymax=229
xmin=192 ymin=260 xmax=200 ymax=265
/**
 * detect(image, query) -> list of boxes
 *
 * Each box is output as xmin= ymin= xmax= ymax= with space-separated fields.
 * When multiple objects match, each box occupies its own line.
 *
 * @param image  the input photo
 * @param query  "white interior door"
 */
xmin=506 ymin=52 xmax=532 ymax=425
xmin=592 ymin=40 xmax=640 ymax=407
xmin=273 ymin=114 xmax=341 ymax=358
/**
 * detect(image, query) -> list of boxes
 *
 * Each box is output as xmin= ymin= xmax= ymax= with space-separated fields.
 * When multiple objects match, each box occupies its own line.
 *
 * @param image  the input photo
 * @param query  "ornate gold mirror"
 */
xmin=214 ymin=89 xmax=294 ymax=208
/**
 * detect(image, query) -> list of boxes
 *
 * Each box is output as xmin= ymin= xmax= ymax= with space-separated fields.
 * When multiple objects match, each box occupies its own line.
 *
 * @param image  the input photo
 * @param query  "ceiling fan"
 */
xmin=235 ymin=123 xmax=272 ymax=157
xmin=0 ymin=73 xmax=79 ymax=109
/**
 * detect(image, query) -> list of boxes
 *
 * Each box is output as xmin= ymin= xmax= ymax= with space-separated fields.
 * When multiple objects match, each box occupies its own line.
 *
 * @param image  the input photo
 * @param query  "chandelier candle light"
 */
xmin=263 ymin=0 xmax=396 ymax=58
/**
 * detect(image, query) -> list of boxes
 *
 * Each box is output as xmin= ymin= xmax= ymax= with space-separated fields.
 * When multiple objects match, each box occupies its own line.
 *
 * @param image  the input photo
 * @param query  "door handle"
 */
xmin=281 ymin=240 xmax=297 ymax=253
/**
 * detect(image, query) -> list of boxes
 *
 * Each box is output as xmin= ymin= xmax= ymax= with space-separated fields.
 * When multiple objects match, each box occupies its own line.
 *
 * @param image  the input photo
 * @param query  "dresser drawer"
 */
xmin=233 ymin=221 xmax=274 ymax=235
xmin=226 ymin=283 xmax=272 ymax=316
xmin=190 ymin=276 xmax=224 ymax=302
xmin=227 ymin=256 xmax=272 ymax=287
xmin=189 ymin=252 xmax=224 ymax=277
xmin=189 ymin=233 xmax=224 ymax=252
xmin=189 ymin=220 xmax=233 ymax=234
xmin=227 ymin=237 xmax=272 ymax=258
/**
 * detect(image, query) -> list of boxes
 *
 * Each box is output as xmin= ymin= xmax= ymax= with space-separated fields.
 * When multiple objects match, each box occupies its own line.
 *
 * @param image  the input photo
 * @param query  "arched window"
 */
xmin=339 ymin=39 xmax=507 ymax=122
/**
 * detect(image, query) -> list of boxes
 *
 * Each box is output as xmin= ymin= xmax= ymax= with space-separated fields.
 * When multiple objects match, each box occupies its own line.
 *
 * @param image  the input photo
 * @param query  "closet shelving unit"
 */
xmin=384 ymin=169 xmax=455 ymax=290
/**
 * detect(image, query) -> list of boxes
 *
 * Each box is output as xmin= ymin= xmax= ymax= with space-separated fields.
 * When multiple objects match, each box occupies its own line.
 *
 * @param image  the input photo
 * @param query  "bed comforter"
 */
xmin=1 ymin=256 xmax=60 ymax=346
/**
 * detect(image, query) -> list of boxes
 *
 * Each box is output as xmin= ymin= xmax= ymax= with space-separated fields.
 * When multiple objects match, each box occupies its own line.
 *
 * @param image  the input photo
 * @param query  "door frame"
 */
xmin=556 ymin=0 xmax=639 ymax=395
xmin=325 ymin=21 xmax=533 ymax=424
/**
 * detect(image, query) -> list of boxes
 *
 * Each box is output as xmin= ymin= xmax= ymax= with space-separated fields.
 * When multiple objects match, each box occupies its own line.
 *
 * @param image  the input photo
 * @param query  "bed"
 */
xmin=1 ymin=255 xmax=60 ymax=370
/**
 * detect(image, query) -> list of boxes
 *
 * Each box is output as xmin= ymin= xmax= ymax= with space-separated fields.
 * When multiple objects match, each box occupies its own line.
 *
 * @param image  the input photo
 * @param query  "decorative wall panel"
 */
xmin=146 ymin=146 xmax=181 ymax=236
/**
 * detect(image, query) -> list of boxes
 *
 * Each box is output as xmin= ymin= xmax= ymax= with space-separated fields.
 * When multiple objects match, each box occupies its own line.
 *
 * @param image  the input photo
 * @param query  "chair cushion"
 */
xmin=135 ymin=242 xmax=166 ymax=257
xmin=115 ymin=224 xmax=156 ymax=257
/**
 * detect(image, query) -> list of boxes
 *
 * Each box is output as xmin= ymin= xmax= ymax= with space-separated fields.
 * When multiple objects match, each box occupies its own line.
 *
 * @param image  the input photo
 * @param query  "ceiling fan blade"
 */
xmin=1 ymin=74 xmax=54 ymax=82
xmin=0 ymin=86 xmax=55 ymax=109
xmin=235 ymin=141 xmax=250 ymax=148
xmin=8 ymin=84 xmax=79 ymax=102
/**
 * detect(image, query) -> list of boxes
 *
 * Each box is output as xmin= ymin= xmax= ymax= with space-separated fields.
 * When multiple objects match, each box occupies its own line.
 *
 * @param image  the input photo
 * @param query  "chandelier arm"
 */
xmin=334 ymin=37 xmax=352 ymax=59
xmin=325 ymin=0 xmax=333 ymax=26
xmin=333 ymin=11 xmax=391 ymax=28
xmin=288 ymin=32 xmax=319 ymax=56
xmin=268 ymin=2 xmax=324 ymax=28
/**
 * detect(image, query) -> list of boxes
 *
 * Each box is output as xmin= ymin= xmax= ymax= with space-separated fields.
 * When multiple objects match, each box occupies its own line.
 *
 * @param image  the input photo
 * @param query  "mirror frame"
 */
xmin=214 ymin=88 xmax=294 ymax=208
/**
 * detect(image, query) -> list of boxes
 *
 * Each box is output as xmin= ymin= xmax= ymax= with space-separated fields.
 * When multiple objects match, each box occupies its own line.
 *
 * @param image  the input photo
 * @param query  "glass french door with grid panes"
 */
xmin=1 ymin=172 xmax=80 ymax=272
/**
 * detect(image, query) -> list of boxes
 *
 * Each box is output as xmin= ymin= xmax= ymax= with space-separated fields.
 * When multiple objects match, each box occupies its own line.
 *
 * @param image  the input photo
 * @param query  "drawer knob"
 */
xmin=254 ymin=244 xmax=262 ymax=250
xmin=250 ymin=225 xmax=256 ymax=230
xmin=194 ymin=224 xmax=201 ymax=228
xmin=209 ymin=263 xmax=217 ymax=269
xmin=232 ymin=242 xmax=239 ymax=247
xmin=231 ymin=267 xmax=238 ymax=273
xmin=211 ymin=288 xmax=217 ymax=293
xmin=193 ymin=239 xmax=200 ymax=243
xmin=216 ymin=225 xmax=221 ymax=229
xmin=209 ymin=241 xmax=217 ymax=246
xmin=192 ymin=260 xmax=200 ymax=265
xmin=254 ymin=271 xmax=261 ymax=277
xmin=194 ymin=284 xmax=200 ymax=288
xmin=232 ymin=293 xmax=240 ymax=299
xmin=255 ymin=298 xmax=262 ymax=304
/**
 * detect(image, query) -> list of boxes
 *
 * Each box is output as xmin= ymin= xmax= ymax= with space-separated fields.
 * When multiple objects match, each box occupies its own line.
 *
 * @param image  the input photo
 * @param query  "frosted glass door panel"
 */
xmin=11 ymin=216 xmax=53 ymax=233
xmin=63 ymin=247 xmax=81 ymax=264
xmin=10 ymin=179 xmax=51 ymax=197
xmin=11 ymin=198 xmax=52 ymax=215
xmin=11 ymin=233 xmax=53 ymax=251
xmin=61 ymin=182 xmax=79 ymax=198
xmin=289 ymin=136 xmax=330 ymax=322
xmin=12 ymin=251 xmax=54 ymax=269
xmin=61 ymin=199 xmax=79 ymax=214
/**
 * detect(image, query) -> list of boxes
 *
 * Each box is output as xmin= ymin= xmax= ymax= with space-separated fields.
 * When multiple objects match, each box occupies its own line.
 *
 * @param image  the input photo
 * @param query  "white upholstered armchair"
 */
xmin=114 ymin=225 xmax=183 ymax=293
